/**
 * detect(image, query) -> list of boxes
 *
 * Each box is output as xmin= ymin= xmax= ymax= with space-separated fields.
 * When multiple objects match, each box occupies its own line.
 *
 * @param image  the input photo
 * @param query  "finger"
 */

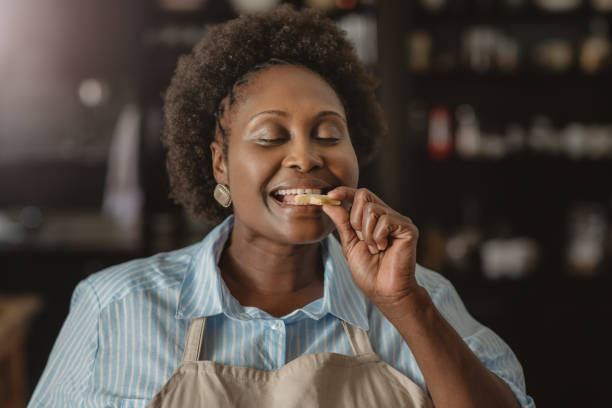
xmin=390 ymin=215 xmax=419 ymax=242
xmin=322 ymin=204 xmax=358 ymax=253
xmin=349 ymin=188 xmax=378 ymax=236
xmin=326 ymin=187 xmax=361 ymax=239
xmin=329 ymin=187 xmax=388 ymax=243
xmin=372 ymin=214 xmax=393 ymax=251
xmin=326 ymin=186 xmax=356 ymax=210
xmin=362 ymin=202 xmax=388 ymax=253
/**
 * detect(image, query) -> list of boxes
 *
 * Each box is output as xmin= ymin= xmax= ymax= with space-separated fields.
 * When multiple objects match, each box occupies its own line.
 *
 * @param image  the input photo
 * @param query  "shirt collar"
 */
xmin=320 ymin=235 xmax=369 ymax=330
xmin=176 ymin=215 xmax=369 ymax=330
xmin=175 ymin=217 xmax=231 ymax=320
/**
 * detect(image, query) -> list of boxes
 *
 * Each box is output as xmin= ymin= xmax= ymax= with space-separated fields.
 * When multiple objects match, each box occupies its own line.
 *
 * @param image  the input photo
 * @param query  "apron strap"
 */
xmin=341 ymin=320 xmax=374 ymax=355
xmin=182 ymin=317 xmax=206 ymax=363
xmin=184 ymin=318 xmax=374 ymax=360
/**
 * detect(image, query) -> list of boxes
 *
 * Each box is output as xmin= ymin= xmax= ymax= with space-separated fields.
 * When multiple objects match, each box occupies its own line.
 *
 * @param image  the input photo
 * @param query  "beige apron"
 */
xmin=146 ymin=317 xmax=433 ymax=407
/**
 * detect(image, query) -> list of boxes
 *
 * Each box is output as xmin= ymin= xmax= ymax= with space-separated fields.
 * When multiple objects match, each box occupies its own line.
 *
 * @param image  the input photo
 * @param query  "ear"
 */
xmin=210 ymin=140 xmax=228 ymax=185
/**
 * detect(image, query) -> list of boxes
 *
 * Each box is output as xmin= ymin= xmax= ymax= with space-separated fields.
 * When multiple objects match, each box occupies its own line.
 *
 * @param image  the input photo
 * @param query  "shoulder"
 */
xmin=414 ymin=264 xmax=456 ymax=301
xmin=415 ymin=264 xmax=482 ymax=338
xmin=82 ymin=242 xmax=202 ymax=311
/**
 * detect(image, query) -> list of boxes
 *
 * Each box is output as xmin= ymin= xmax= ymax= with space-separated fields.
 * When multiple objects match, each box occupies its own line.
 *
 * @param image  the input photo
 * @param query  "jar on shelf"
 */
xmin=579 ymin=18 xmax=611 ymax=75
xmin=566 ymin=203 xmax=608 ymax=276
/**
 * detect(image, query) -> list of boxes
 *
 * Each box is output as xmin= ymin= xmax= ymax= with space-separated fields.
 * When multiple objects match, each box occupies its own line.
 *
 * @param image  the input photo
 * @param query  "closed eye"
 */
xmin=250 ymin=124 xmax=289 ymax=145
xmin=314 ymin=136 xmax=340 ymax=143
xmin=256 ymin=138 xmax=287 ymax=146
xmin=313 ymin=123 xmax=344 ymax=144
xmin=313 ymin=117 xmax=345 ymax=144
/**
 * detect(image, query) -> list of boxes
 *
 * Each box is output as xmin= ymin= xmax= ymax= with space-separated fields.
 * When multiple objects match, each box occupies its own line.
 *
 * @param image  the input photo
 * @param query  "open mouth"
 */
xmin=270 ymin=187 xmax=330 ymax=205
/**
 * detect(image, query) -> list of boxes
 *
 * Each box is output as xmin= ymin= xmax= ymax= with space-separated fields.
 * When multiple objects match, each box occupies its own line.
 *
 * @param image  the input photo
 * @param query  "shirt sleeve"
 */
xmin=28 ymin=279 xmax=101 ymax=408
xmin=416 ymin=266 xmax=536 ymax=408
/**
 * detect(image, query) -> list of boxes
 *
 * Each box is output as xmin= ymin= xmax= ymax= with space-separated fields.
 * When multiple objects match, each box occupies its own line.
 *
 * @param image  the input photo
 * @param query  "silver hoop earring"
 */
xmin=213 ymin=184 xmax=232 ymax=208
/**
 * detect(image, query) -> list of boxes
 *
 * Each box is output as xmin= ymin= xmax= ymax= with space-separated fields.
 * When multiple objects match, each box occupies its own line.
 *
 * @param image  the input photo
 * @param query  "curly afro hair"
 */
xmin=162 ymin=4 xmax=386 ymax=222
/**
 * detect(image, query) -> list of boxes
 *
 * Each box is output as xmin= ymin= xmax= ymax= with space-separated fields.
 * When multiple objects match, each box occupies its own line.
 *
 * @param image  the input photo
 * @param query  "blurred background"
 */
xmin=1 ymin=0 xmax=611 ymax=406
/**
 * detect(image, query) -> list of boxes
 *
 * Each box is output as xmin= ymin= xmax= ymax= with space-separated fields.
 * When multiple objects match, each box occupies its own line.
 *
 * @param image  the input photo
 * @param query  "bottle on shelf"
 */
xmin=561 ymin=123 xmax=588 ymax=159
xmin=427 ymin=106 xmax=453 ymax=160
xmin=455 ymin=104 xmax=481 ymax=159
xmin=462 ymin=26 xmax=497 ymax=73
xmin=480 ymin=237 xmax=539 ymax=280
xmin=532 ymin=39 xmax=574 ymax=73
xmin=579 ymin=18 xmax=611 ymax=74
xmin=566 ymin=203 xmax=608 ymax=276
xmin=337 ymin=13 xmax=378 ymax=66
xmin=495 ymin=34 xmax=520 ymax=73
xmin=407 ymin=31 xmax=433 ymax=73
xmin=442 ymin=197 xmax=483 ymax=279
xmin=462 ymin=27 xmax=520 ymax=73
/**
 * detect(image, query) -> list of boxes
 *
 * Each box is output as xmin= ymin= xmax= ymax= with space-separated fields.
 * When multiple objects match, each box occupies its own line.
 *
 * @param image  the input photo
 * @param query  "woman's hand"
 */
xmin=324 ymin=188 xmax=523 ymax=408
xmin=322 ymin=187 xmax=421 ymax=308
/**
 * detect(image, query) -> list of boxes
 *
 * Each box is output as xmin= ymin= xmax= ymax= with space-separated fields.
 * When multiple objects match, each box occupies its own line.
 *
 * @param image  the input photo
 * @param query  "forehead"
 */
xmin=234 ymin=65 xmax=346 ymax=119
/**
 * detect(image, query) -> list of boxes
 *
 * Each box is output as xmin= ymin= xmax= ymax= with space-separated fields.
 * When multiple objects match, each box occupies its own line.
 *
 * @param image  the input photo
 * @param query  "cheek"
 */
xmin=329 ymin=145 xmax=359 ymax=188
xmin=227 ymin=148 xmax=277 ymax=201
xmin=241 ymin=155 xmax=270 ymax=181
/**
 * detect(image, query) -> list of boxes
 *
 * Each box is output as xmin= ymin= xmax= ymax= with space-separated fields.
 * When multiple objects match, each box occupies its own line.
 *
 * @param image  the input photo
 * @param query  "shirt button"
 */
xmin=271 ymin=321 xmax=282 ymax=330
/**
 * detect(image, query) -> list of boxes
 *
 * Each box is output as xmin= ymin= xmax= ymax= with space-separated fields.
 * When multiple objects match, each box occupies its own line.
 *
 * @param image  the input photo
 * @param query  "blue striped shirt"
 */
xmin=29 ymin=216 xmax=534 ymax=407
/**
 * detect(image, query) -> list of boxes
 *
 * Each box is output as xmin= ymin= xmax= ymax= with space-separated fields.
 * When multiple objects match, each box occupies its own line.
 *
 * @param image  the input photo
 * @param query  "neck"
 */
xmin=219 ymin=220 xmax=325 ymax=316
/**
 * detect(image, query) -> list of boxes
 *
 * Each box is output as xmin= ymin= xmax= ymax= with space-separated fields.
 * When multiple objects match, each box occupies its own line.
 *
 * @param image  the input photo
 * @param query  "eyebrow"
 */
xmin=248 ymin=109 xmax=347 ymax=124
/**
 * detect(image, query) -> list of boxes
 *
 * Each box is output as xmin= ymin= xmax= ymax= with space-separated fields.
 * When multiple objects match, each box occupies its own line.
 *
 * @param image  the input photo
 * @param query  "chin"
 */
xmin=280 ymin=219 xmax=335 ymax=244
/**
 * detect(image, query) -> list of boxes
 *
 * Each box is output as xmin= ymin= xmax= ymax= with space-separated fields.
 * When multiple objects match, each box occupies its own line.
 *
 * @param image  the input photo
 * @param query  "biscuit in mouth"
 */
xmin=293 ymin=194 xmax=341 ymax=206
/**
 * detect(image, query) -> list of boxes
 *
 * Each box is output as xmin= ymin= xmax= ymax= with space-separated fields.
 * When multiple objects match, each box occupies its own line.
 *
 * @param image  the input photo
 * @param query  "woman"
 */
xmin=30 ymin=6 xmax=534 ymax=408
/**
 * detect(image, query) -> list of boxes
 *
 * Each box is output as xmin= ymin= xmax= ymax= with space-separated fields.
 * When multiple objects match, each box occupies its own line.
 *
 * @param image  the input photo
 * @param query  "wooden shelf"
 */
xmin=408 ymin=4 xmax=612 ymax=26
xmin=409 ymin=70 xmax=612 ymax=84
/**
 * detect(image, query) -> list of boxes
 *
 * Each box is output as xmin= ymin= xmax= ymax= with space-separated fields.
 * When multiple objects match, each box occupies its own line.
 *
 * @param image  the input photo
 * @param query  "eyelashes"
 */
xmin=255 ymin=138 xmax=284 ymax=145
xmin=255 ymin=136 xmax=341 ymax=146
xmin=252 ymin=124 xmax=345 ymax=146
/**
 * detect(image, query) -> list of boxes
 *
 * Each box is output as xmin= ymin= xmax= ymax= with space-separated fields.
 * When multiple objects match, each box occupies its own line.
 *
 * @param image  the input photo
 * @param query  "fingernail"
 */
xmin=368 ymin=244 xmax=378 ymax=255
xmin=356 ymin=231 xmax=363 ymax=240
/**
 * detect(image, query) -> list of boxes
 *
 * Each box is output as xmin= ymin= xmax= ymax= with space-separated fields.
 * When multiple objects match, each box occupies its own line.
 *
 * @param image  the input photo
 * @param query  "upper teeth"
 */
xmin=275 ymin=188 xmax=322 ymax=195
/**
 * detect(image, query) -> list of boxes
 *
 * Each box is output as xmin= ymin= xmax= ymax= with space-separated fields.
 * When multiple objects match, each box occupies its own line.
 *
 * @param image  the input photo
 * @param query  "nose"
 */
xmin=281 ymin=138 xmax=324 ymax=173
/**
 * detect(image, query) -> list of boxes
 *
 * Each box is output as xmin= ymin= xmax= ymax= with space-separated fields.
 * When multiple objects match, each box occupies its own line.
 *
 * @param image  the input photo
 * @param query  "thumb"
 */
xmin=322 ymin=204 xmax=358 ymax=252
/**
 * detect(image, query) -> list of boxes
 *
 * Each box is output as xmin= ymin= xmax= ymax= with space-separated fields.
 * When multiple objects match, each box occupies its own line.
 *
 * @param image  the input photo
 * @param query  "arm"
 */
xmin=379 ymin=286 xmax=520 ymax=408
xmin=28 ymin=280 xmax=100 ymax=408
xmin=323 ymin=187 xmax=523 ymax=408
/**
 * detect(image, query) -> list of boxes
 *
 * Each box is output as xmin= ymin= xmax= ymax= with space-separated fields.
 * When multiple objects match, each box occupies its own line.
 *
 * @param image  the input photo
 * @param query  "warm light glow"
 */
xmin=230 ymin=0 xmax=281 ymax=14
xmin=78 ymin=78 xmax=110 ymax=108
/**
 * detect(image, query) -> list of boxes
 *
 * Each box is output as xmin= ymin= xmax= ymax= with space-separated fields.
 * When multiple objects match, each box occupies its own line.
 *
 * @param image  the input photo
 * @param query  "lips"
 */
xmin=274 ymin=188 xmax=322 ymax=204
